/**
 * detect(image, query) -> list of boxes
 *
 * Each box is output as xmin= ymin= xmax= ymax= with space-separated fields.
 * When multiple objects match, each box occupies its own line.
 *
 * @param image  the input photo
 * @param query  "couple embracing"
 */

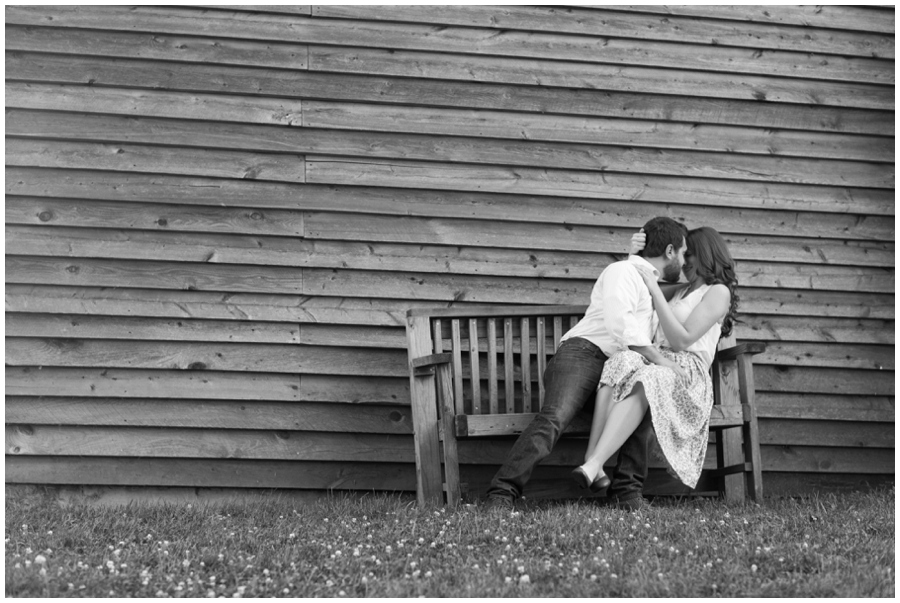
xmin=486 ymin=217 xmax=738 ymax=511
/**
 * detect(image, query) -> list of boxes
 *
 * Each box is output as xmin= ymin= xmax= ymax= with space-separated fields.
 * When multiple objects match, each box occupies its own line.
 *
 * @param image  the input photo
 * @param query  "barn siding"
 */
xmin=5 ymin=5 xmax=894 ymax=500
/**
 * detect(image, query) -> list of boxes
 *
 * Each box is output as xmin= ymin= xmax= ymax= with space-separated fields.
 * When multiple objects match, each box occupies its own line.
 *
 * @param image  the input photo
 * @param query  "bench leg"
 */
xmin=408 ymin=316 xmax=445 ymax=507
xmin=717 ymin=426 xmax=746 ymax=504
xmin=437 ymin=363 xmax=461 ymax=508
xmin=738 ymin=355 xmax=763 ymax=502
xmin=742 ymin=407 xmax=764 ymax=503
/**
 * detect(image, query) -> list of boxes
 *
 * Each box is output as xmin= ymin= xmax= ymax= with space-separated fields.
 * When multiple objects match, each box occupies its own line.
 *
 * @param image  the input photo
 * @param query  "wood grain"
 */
xmin=7 ymin=425 xmax=415 ymax=461
xmin=5 ymin=397 xmax=413 ymax=432
xmin=312 ymin=5 xmax=894 ymax=58
xmin=7 ymin=258 xmax=892 ymax=318
xmin=11 ymin=110 xmax=891 ymax=189
xmin=303 ymin=101 xmax=894 ymax=163
xmin=5 ymin=367 xmax=408 ymax=403
xmin=308 ymin=46 xmax=893 ymax=110
xmin=8 ymin=53 xmax=890 ymax=134
xmin=6 ymin=82 xmax=304 ymax=126
xmin=6 ymin=285 xmax=894 ymax=349
xmin=305 ymin=157 xmax=894 ymax=216
xmin=5 ymin=338 xmax=408 ymax=377
xmin=5 ymin=456 xmax=417 ymax=490
xmin=8 ymin=173 xmax=894 ymax=240
xmin=6 ymin=139 xmax=306 ymax=183
xmin=600 ymin=5 xmax=895 ymax=34
xmin=9 ymin=219 xmax=892 ymax=271
xmin=5 ymin=24 xmax=309 ymax=70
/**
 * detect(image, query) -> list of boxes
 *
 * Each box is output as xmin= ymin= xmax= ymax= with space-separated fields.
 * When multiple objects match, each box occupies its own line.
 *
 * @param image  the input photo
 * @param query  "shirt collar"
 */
xmin=628 ymin=254 xmax=660 ymax=278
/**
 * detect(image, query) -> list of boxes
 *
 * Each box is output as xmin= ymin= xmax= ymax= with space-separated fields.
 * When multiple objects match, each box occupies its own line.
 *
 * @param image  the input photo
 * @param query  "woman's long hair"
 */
xmin=686 ymin=227 xmax=739 ymax=337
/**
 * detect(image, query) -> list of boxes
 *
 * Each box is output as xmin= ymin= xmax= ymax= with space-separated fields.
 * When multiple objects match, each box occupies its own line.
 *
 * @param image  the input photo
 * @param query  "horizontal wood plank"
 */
xmin=303 ymin=101 xmax=895 ymax=163
xmin=8 ymin=173 xmax=895 ymax=241
xmin=3 ymin=285 xmax=417 ymax=326
xmin=736 ymin=316 xmax=894 ymax=345
xmin=8 ymin=257 xmax=891 ymax=318
xmin=5 ymin=367 xmax=408 ymax=403
xmin=9 ymin=285 xmax=893 ymax=345
xmin=6 ymin=83 xmax=304 ymax=126
xmin=759 ymin=472 xmax=895 ymax=498
xmin=198 ymin=6 xmax=312 ymax=15
xmin=8 ymin=110 xmax=892 ymax=188
xmin=599 ymin=5 xmax=895 ymax=34
xmin=758 ymin=342 xmax=893 ymax=371
xmin=12 ymin=485 xmax=414 ymax=507
xmin=5 ymin=24 xmax=309 ymax=70
xmin=6 ymin=224 xmax=892 ymax=292
xmin=24 ymin=84 xmax=889 ymax=164
xmin=5 ymin=366 xmax=303 ymax=400
xmin=7 ymin=54 xmax=890 ymax=134
xmin=758 ymin=419 xmax=893 ymax=449
xmin=6 ymin=256 xmax=306 ymax=295
xmin=9 ymin=10 xmax=895 ymax=84
xmin=6 ymin=313 xmax=404 ymax=349
xmin=8 ymin=219 xmax=893 ymax=270
xmin=4 ymin=338 xmax=408 ymax=377
xmin=6 ymin=139 xmax=306 ymax=183
xmin=756 ymin=393 xmax=895 ymax=423
xmin=6 ymin=314 xmax=299 ymax=344
xmin=8 ymin=5 xmax=890 ymax=74
xmin=755 ymin=366 xmax=893 ymax=397
xmin=308 ymin=46 xmax=893 ymax=110
xmin=6 ymin=425 xmax=415 ymax=462
xmin=5 ymin=457 xmax=417 ymax=490
xmin=305 ymin=157 xmax=894 ymax=216
xmin=312 ymin=5 xmax=894 ymax=58
xmin=5 ymin=397 xmax=413 ymax=432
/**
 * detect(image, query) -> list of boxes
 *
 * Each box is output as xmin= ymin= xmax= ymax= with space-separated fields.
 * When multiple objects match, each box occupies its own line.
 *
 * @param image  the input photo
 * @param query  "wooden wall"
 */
xmin=5 ymin=5 xmax=894 ymax=501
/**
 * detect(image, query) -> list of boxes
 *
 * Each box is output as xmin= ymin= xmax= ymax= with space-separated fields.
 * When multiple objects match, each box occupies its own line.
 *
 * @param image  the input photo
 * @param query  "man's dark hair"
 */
xmin=638 ymin=217 xmax=688 ymax=258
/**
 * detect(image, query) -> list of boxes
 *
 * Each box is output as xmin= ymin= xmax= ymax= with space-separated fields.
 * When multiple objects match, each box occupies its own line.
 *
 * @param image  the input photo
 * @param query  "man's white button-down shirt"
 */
xmin=560 ymin=255 xmax=660 ymax=357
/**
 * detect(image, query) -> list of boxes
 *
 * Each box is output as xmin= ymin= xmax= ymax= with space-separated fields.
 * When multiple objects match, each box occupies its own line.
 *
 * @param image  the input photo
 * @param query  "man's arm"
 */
xmin=600 ymin=264 xmax=654 ymax=350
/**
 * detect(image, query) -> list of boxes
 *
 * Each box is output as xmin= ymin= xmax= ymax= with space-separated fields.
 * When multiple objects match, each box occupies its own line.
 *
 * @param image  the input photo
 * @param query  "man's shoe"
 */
xmin=485 ymin=494 xmax=515 ymax=512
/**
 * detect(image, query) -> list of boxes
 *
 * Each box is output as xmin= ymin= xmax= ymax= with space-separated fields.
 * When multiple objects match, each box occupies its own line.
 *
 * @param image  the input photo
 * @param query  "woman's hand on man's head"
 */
xmin=629 ymin=228 xmax=646 ymax=255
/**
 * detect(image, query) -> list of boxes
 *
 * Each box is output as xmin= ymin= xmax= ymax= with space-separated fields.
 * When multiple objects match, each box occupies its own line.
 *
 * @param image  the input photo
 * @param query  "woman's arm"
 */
xmin=628 ymin=344 xmax=688 ymax=382
xmin=658 ymin=282 xmax=689 ymax=301
xmin=639 ymin=273 xmax=731 ymax=351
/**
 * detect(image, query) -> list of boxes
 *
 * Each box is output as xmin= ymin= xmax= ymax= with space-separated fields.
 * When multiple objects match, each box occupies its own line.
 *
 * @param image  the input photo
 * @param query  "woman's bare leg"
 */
xmin=584 ymin=385 xmax=614 ymax=462
xmin=579 ymin=384 xmax=649 ymax=480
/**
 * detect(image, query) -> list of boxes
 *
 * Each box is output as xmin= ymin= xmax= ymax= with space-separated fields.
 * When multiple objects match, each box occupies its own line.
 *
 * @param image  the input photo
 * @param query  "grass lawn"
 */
xmin=5 ymin=485 xmax=894 ymax=597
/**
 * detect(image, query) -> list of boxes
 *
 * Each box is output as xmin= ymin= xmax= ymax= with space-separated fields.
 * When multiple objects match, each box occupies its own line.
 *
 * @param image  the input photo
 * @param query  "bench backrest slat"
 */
xmin=536 ymin=317 xmax=547 ymax=409
xmin=468 ymin=318 xmax=482 ymax=415
xmin=520 ymin=317 xmax=532 ymax=412
xmin=503 ymin=318 xmax=515 ymax=413
xmin=487 ymin=318 xmax=499 ymax=414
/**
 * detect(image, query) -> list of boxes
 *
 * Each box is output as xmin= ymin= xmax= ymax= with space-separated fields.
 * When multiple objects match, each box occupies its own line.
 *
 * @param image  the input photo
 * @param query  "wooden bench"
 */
xmin=406 ymin=305 xmax=766 ymax=508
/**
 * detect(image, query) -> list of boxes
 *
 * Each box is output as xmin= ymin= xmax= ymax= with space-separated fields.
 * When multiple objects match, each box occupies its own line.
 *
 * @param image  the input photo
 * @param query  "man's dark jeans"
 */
xmin=487 ymin=337 xmax=652 ymax=502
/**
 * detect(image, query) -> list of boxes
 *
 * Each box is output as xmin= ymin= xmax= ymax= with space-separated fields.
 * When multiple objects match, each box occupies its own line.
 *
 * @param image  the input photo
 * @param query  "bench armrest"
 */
xmin=716 ymin=342 xmax=766 ymax=362
xmin=411 ymin=352 xmax=453 ymax=376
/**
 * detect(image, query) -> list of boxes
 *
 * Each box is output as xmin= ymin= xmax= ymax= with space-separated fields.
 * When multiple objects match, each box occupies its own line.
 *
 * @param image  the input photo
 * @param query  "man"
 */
xmin=485 ymin=216 xmax=688 ymax=510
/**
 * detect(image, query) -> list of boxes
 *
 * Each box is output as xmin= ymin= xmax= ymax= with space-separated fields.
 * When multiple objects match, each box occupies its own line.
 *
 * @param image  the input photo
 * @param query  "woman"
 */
xmin=572 ymin=226 xmax=739 ymax=491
